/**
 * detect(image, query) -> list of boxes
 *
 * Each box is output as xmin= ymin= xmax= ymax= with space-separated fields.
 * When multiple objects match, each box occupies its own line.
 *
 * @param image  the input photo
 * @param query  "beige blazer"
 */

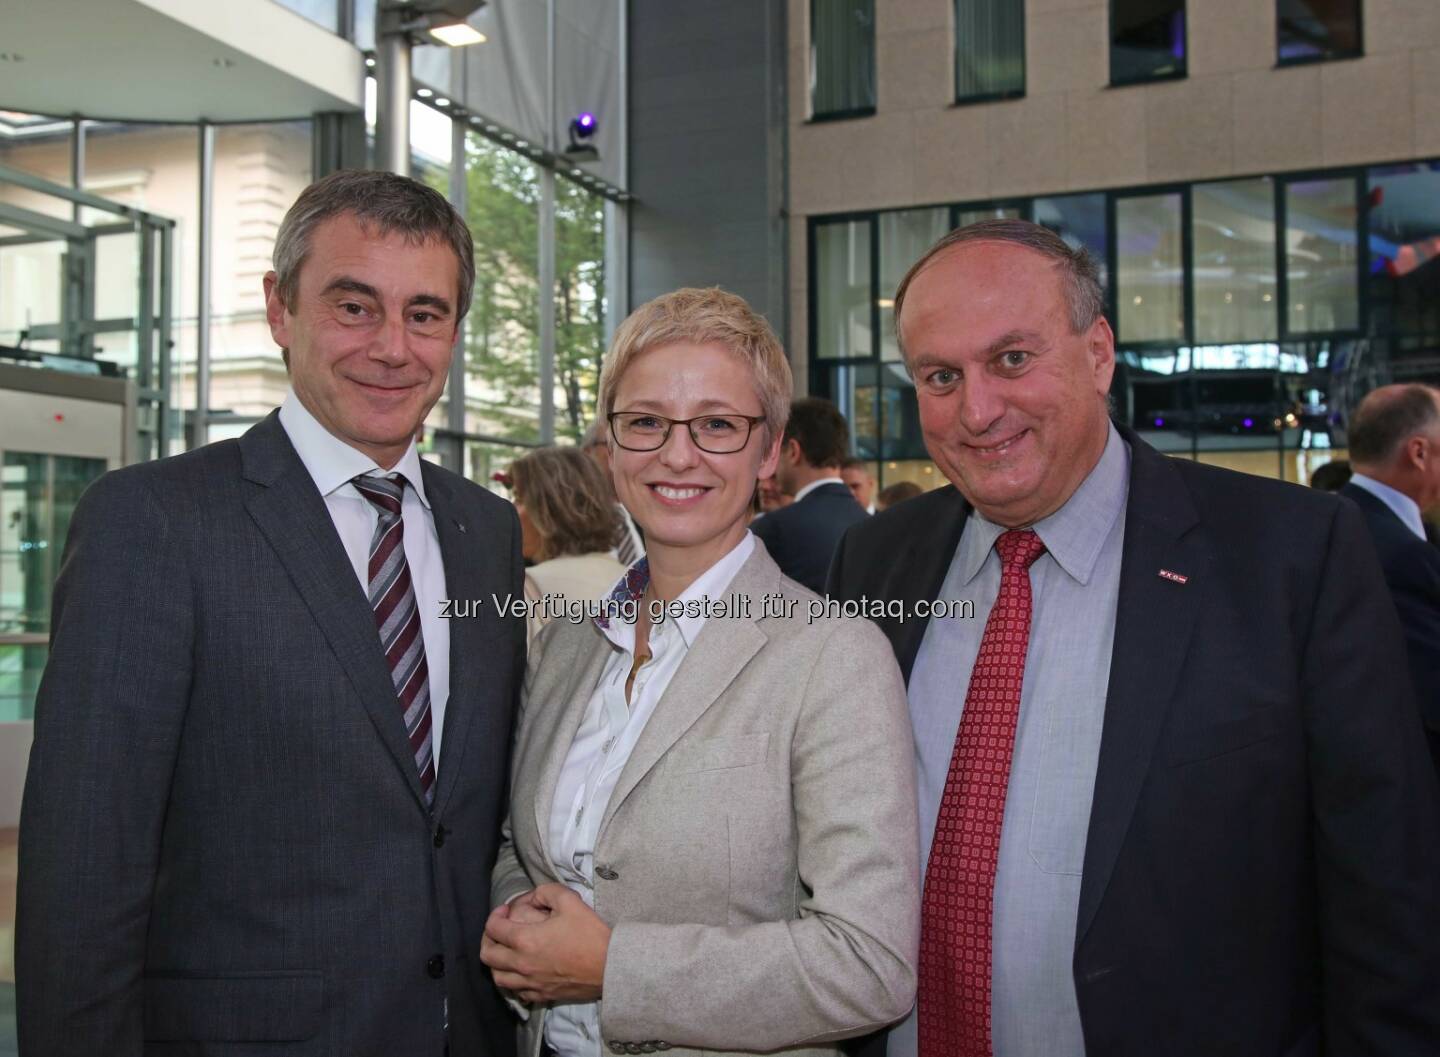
xmin=492 ymin=541 xmax=920 ymax=1057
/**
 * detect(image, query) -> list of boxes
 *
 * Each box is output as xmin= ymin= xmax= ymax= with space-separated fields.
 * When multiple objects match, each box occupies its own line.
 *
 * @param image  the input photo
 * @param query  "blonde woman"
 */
xmin=482 ymin=287 xmax=919 ymax=1056
xmin=509 ymin=447 xmax=626 ymax=645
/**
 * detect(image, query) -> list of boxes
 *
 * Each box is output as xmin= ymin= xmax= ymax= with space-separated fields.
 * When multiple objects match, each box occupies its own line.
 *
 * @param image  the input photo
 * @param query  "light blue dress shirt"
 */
xmin=1349 ymin=472 xmax=1428 ymax=540
xmin=892 ymin=424 xmax=1130 ymax=1057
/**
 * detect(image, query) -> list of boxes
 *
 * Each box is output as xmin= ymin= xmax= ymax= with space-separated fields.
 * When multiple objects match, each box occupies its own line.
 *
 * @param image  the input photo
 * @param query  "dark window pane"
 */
xmin=815 ymin=220 xmax=873 ymax=359
xmin=1277 ymin=0 xmax=1362 ymax=63
xmin=878 ymin=208 xmax=949 ymax=361
xmin=813 ymin=362 xmax=879 ymax=457
xmin=1192 ymin=178 xmax=1278 ymax=343
xmin=811 ymin=0 xmax=877 ymax=117
xmin=1034 ymin=193 xmax=1110 ymax=291
xmin=955 ymin=0 xmax=1025 ymax=101
xmin=1366 ymin=163 xmax=1440 ymax=338
xmin=1111 ymin=0 xmax=1186 ymax=83
xmin=1116 ymin=193 xmax=1185 ymax=343
xmin=1284 ymin=177 xmax=1359 ymax=334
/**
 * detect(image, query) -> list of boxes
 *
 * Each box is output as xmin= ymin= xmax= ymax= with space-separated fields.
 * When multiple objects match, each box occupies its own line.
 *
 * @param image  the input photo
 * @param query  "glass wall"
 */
xmin=1277 ymin=0 xmax=1362 ymax=64
xmin=810 ymin=0 xmax=877 ymax=119
xmin=1284 ymin=176 xmax=1359 ymax=334
xmin=878 ymin=209 xmax=949 ymax=361
xmin=1192 ymin=178 xmax=1276 ymax=344
xmin=814 ymin=218 xmax=873 ymax=360
xmin=1110 ymin=0 xmax=1187 ymax=84
xmin=955 ymin=0 xmax=1025 ymax=102
xmin=1367 ymin=163 xmax=1440 ymax=340
xmin=810 ymin=160 xmax=1432 ymax=482
xmin=553 ymin=175 xmax=607 ymax=443
xmin=1115 ymin=192 xmax=1184 ymax=343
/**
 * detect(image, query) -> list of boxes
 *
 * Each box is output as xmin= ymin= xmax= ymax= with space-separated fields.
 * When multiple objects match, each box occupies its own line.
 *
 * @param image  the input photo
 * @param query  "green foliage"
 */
xmin=428 ymin=135 xmax=606 ymax=445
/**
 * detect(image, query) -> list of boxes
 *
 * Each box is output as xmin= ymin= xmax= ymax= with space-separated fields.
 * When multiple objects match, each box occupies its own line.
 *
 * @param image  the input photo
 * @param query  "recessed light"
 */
xmin=435 ymin=98 xmax=450 ymax=107
xmin=416 ymin=87 xmax=433 ymax=98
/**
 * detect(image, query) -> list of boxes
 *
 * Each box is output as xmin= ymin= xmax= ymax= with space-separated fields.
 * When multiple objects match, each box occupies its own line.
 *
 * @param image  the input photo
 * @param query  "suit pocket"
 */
xmin=143 ymin=970 xmax=323 ymax=1042
xmin=1166 ymin=705 xmax=1286 ymax=767
xmin=666 ymin=732 xmax=770 ymax=773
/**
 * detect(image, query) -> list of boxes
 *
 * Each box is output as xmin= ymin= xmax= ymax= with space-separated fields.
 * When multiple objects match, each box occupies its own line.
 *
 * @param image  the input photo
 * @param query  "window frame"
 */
xmin=808 ymin=0 xmax=879 ymax=123
xmin=1275 ymin=0 xmax=1364 ymax=68
xmin=1108 ymin=0 xmax=1189 ymax=88
xmin=953 ymin=0 xmax=1027 ymax=106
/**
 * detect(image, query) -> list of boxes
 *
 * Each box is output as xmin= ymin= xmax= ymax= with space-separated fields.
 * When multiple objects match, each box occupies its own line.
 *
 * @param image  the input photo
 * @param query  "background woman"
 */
xmin=509 ymin=446 xmax=625 ymax=643
xmin=482 ymin=287 xmax=919 ymax=1057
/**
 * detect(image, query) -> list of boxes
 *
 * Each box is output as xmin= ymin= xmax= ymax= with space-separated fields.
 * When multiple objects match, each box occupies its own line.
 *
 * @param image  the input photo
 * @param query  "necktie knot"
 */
xmin=995 ymin=528 xmax=1046 ymax=571
xmin=353 ymin=473 xmax=406 ymax=518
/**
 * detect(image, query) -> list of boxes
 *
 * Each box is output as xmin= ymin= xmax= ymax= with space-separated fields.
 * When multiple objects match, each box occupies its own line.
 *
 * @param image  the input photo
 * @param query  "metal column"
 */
xmin=375 ymin=18 xmax=412 ymax=176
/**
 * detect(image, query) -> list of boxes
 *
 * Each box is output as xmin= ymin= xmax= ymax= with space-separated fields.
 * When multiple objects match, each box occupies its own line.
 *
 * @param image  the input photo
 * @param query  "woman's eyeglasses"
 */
xmin=608 ymin=411 xmax=765 ymax=454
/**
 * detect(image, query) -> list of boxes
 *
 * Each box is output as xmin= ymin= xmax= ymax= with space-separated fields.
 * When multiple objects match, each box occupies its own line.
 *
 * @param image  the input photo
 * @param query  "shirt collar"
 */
xmin=278 ymin=390 xmax=431 ymax=510
xmin=955 ymin=422 xmax=1130 ymax=587
xmin=793 ymin=476 xmax=846 ymax=504
xmin=594 ymin=533 xmax=756 ymax=651
xmin=1350 ymin=473 xmax=1427 ymax=540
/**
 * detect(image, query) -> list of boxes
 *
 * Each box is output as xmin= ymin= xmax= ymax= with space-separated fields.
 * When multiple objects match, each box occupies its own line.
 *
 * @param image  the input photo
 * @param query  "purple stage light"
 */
xmin=1154 ymin=417 xmax=1165 ymax=427
xmin=577 ymin=112 xmax=595 ymax=130
xmin=1243 ymin=417 xmax=1254 ymax=428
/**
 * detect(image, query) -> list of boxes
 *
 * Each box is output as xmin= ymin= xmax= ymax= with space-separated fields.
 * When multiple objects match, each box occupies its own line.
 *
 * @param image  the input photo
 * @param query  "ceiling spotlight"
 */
xmin=429 ymin=22 xmax=487 ymax=47
xmin=565 ymin=111 xmax=600 ymax=160
xmin=416 ymin=87 xmax=434 ymax=98
xmin=435 ymin=97 xmax=450 ymax=107
xmin=365 ymin=56 xmax=376 ymax=68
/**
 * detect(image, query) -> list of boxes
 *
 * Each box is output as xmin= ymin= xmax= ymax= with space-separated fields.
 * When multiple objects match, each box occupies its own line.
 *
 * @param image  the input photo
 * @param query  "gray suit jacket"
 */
xmin=16 ymin=411 xmax=526 ymax=1057
xmin=492 ymin=542 xmax=919 ymax=1057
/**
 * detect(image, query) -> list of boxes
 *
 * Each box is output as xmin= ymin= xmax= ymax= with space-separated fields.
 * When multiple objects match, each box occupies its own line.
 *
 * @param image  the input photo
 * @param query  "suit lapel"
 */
xmin=595 ymin=547 xmax=773 ymax=842
xmin=532 ymin=625 xmax=612 ymax=868
xmin=425 ymin=467 xmax=510 ymax=817
xmin=239 ymin=412 xmax=430 ymax=812
xmin=1076 ymin=435 xmax=1208 ymax=945
xmin=892 ymin=488 xmax=971 ymax=683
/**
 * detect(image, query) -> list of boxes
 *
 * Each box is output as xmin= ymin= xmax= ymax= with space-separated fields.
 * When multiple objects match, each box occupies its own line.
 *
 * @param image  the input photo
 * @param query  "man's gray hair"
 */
xmin=272 ymin=168 xmax=475 ymax=319
xmin=1348 ymin=384 xmax=1440 ymax=465
xmin=892 ymin=219 xmax=1105 ymax=356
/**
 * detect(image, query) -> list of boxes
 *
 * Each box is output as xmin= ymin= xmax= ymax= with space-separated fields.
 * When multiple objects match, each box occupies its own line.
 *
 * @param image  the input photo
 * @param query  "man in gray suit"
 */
xmin=16 ymin=170 xmax=525 ymax=1057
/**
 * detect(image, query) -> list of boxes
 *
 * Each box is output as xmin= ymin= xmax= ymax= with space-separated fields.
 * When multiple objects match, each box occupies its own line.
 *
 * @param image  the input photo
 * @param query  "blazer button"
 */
xmin=595 ymin=865 xmax=619 ymax=881
xmin=655 ymin=1045 xmax=671 ymax=1051
xmin=626 ymin=1045 xmax=643 ymax=1055
xmin=427 ymin=954 xmax=445 ymax=979
xmin=433 ymin=825 xmax=447 ymax=848
xmin=608 ymin=1043 xmax=625 ymax=1055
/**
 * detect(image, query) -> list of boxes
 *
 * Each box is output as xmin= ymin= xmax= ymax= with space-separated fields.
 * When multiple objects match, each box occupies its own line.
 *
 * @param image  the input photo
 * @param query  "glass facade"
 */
xmin=814 ymin=218 xmax=873 ymax=360
xmin=810 ymin=161 xmax=1435 ymax=482
xmin=810 ymin=0 xmax=877 ymax=119
xmin=955 ymin=0 xmax=1025 ymax=102
xmin=1277 ymin=0 xmax=1362 ymax=64
xmin=1111 ymin=0 xmax=1187 ymax=84
xmin=1192 ymin=178 xmax=1277 ymax=344
xmin=1115 ymin=192 xmax=1184 ymax=344
xmin=1284 ymin=176 xmax=1359 ymax=334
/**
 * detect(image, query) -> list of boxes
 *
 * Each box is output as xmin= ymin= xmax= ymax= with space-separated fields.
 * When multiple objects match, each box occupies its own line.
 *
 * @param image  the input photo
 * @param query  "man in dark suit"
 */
xmin=16 ymin=170 xmax=525 ymax=1057
xmin=751 ymin=397 xmax=867 ymax=593
xmin=1341 ymin=383 xmax=1440 ymax=776
xmin=830 ymin=220 xmax=1440 ymax=1057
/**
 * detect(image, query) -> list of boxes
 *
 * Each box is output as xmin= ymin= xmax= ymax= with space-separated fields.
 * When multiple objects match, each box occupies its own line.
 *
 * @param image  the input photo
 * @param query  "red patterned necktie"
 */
xmin=353 ymin=473 xmax=436 ymax=806
xmin=919 ymin=528 xmax=1047 ymax=1057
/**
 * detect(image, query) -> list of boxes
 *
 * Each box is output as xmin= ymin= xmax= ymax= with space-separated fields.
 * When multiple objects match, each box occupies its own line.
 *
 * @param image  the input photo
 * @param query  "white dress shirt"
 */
xmin=542 ymin=533 xmax=756 ymax=1057
xmin=278 ymin=391 xmax=451 ymax=768
xmin=792 ymin=476 xmax=846 ymax=503
xmin=1349 ymin=472 xmax=1428 ymax=540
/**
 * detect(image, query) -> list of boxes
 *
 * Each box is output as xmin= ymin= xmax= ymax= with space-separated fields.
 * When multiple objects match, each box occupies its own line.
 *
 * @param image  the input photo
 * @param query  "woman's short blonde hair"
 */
xmin=509 ymin=446 xmax=621 ymax=563
xmin=597 ymin=287 xmax=793 ymax=444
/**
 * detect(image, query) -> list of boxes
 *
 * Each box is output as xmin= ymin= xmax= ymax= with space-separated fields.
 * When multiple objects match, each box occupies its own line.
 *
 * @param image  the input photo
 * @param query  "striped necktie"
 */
xmin=353 ymin=473 xmax=436 ymax=806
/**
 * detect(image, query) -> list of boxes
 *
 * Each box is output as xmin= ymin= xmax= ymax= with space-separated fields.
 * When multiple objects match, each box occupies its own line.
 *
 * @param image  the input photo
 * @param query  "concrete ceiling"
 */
xmin=0 ymin=0 xmax=363 ymax=123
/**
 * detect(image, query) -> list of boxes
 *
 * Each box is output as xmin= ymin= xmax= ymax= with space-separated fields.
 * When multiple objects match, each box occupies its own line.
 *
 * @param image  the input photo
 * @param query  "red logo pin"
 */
xmin=1158 ymin=569 xmax=1188 ymax=584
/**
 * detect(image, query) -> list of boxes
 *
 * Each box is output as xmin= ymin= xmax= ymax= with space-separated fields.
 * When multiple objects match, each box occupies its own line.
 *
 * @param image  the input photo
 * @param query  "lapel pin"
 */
xmin=455 ymin=520 xmax=467 ymax=534
xmin=1158 ymin=569 xmax=1188 ymax=584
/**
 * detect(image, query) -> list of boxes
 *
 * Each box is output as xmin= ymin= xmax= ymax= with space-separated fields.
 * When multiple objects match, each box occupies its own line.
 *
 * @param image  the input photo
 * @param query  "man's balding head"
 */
xmin=1348 ymin=384 xmax=1440 ymax=507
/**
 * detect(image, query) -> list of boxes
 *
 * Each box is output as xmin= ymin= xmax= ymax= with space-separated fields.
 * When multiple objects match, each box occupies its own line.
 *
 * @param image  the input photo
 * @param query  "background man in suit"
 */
xmin=16 ymin=170 xmax=525 ymax=1057
xmin=830 ymin=219 xmax=1440 ymax=1057
xmin=751 ymin=397 xmax=867 ymax=593
xmin=841 ymin=456 xmax=877 ymax=513
xmin=1341 ymin=383 xmax=1440 ymax=775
